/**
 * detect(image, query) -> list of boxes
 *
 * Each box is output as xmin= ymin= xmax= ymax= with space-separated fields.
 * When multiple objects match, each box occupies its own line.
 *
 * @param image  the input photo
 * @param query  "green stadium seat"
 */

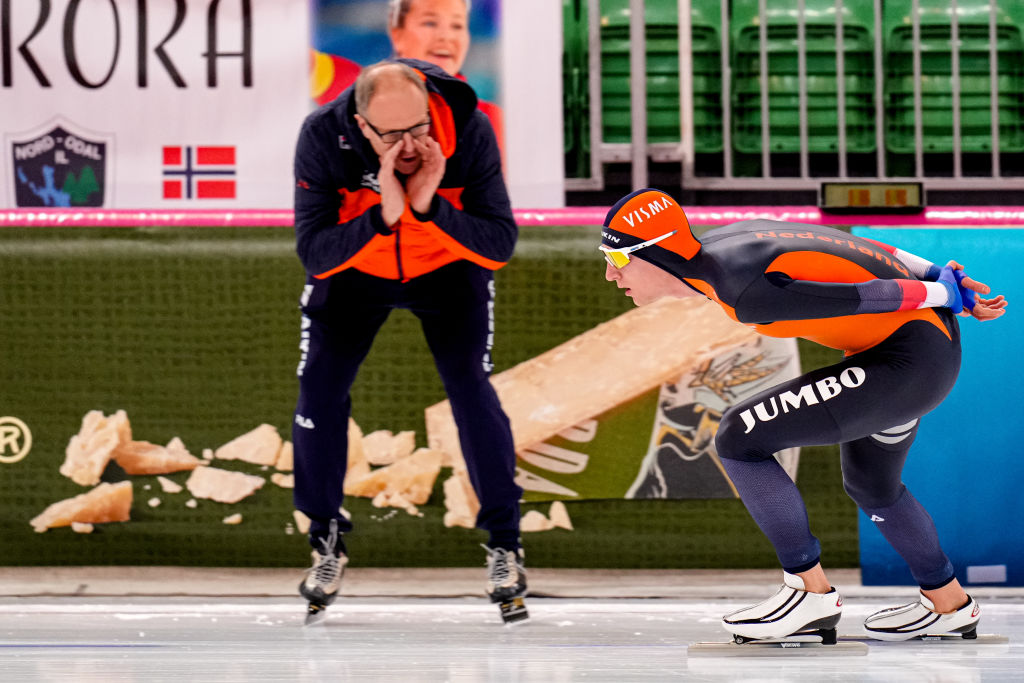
xmin=599 ymin=0 xmax=723 ymax=153
xmin=884 ymin=0 xmax=1024 ymax=154
xmin=731 ymin=0 xmax=878 ymax=155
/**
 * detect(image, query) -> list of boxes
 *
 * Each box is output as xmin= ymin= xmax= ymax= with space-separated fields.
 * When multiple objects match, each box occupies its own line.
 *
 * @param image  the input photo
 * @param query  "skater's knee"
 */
xmin=715 ymin=410 xmax=773 ymax=462
xmin=844 ymin=479 xmax=906 ymax=511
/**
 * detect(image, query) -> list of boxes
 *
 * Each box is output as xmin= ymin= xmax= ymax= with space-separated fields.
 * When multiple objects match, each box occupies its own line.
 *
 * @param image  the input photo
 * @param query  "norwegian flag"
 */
xmin=162 ymin=145 xmax=236 ymax=199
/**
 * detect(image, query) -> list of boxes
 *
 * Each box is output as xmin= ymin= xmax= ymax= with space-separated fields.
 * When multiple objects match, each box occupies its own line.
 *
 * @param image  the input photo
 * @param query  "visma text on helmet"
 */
xmin=738 ymin=367 xmax=866 ymax=433
xmin=619 ymin=196 xmax=677 ymax=228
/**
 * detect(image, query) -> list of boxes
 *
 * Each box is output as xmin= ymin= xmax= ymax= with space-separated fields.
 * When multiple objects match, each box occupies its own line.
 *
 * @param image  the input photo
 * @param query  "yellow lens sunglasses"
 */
xmin=599 ymin=230 xmax=677 ymax=268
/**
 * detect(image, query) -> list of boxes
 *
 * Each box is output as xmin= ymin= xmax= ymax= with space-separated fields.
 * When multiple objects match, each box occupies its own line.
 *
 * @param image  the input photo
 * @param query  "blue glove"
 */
xmin=936 ymin=266 xmax=964 ymax=314
xmin=952 ymin=268 xmax=977 ymax=311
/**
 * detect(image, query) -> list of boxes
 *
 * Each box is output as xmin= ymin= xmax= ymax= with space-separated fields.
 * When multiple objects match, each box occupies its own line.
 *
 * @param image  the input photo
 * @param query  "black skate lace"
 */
xmin=313 ymin=519 xmax=341 ymax=586
xmin=481 ymin=544 xmax=515 ymax=585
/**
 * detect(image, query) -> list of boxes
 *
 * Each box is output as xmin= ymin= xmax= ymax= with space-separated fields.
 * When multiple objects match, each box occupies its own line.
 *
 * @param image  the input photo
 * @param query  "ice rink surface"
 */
xmin=2 ymin=594 xmax=1023 ymax=682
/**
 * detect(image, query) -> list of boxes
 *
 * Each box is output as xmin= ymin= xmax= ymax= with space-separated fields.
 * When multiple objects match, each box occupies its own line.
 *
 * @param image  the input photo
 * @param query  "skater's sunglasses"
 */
xmin=599 ymin=230 xmax=677 ymax=268
xmin=363 ymin=116 xmax=431 ymax=145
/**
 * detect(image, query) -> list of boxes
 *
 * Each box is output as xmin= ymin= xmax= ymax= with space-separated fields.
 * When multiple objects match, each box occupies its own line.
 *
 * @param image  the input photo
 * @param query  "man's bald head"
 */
xmin=352 ymin=61 xmax=433 ymax=174
xmin=354 ymin=61 xmax=428 ymax=116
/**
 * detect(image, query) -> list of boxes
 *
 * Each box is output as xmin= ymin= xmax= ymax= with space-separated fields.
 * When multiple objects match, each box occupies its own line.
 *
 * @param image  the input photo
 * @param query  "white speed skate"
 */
xmin=722 ymin=572 xmax=843 ymax=644
xmin=864 ymin=593 xmax=980 ymax=641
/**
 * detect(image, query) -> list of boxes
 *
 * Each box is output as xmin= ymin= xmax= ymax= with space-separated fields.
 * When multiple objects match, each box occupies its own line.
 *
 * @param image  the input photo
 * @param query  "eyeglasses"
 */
xmin=363 ymin=116 xmax=431 ymax=145
xmin=599 ymin=230 xmax=677 ymax=268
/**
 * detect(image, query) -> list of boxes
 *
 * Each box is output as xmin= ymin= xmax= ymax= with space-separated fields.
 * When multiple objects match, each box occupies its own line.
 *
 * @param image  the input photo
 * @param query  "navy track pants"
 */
xmin=292 ymin=261 xmax=522 ymax=550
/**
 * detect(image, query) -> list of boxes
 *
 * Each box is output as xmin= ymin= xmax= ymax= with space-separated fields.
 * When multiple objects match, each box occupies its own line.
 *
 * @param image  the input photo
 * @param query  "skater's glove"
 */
xmin=952 ymin=268 xmax=977 ymax=311
xmin=936 ymin=266 xmax=965 ymax=314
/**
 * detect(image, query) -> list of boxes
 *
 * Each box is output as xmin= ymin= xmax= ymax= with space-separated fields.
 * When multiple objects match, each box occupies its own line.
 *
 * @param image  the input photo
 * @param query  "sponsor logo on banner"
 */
xmin=7 ymin=120 xmax=111 ymax=207
xmin=510 ymin=336 xmax=803 ymax=502
xmin=162 ymin=145 xmax=237 ymax=200
xmin=1 ymin=1 xmax=254 ymax=90
xmin=626 ymin=338 xmax=801 ymax=499
xmin=2 ymin=1 xmax=308 ymax=209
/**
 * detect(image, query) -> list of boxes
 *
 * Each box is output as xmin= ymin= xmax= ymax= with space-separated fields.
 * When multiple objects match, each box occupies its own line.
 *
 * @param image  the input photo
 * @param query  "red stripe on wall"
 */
xmin=196 ymin=180 xmax=236 ymax=199
xmin=196 ymin=146 xmax=236 ymax=165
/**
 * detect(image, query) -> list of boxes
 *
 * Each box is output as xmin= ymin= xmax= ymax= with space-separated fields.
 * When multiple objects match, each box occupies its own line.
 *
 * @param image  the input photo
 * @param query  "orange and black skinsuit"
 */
xmin=292 ymin=59 xmax=522 ymax=553
xmin=602 ymin=188 xmax=966 ymax=590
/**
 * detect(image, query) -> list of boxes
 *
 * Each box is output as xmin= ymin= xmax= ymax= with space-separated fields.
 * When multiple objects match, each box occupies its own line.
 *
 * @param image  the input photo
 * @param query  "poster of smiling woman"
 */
xmin=310 ymin=0 xmax=503 ymax=149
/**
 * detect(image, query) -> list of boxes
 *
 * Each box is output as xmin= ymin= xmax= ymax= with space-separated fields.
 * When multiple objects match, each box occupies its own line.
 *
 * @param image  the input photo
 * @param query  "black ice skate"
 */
xmin=483 ymin=545 xmax=528 ymax=624
xmin=299 ymin=520 xmax=347 ymax=625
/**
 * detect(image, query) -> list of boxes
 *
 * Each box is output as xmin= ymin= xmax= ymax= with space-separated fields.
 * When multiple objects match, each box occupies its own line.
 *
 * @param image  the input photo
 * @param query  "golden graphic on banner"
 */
xmin=0 ymin=416 xmax=32 ymax=464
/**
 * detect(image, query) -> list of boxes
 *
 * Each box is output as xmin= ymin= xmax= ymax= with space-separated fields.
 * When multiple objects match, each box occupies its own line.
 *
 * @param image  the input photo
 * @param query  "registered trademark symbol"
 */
xmin=0 ymin=416 xmax=32 ymax=464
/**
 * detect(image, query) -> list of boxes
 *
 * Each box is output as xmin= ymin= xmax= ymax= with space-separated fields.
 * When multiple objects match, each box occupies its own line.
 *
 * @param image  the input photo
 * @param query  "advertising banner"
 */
xmin=0 ymin=225 xmax=802 ymax=566
xmin=310 ymin=0 xmax=501 ymax=110
xmin=854 ymin=228 xmax=1024 ymax=586
xmin=310 ymin=0 xmax=565 ymax=208
xmin=1 ymin=0 xmax=310 ymax=209
xmin=516 ymin=336 xmax=802 ymax=502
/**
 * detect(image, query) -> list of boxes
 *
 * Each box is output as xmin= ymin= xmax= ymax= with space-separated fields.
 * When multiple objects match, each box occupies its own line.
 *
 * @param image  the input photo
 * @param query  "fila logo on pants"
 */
xmin=738 ymin=367 xmax=867 ymax=433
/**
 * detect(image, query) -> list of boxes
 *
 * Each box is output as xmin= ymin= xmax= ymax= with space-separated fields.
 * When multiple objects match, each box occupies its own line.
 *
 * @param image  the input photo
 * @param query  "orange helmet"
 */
xmin=601 ymin=189 xmax=701 ymax=273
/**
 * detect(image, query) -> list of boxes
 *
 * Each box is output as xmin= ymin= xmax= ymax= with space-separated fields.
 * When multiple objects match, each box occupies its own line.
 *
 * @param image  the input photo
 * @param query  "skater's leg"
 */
xmin=410 ymin=262 xmax=523 ymax=550
xmin=716 ymin=320 xmax=961 ymax=589
xmin=842 ymin=433 xmax=966 ymax=612
xmin=293 ymin=271 xmax=392 ymax=550
xmin=716 ymin=455 xmax=825 ymax=579
xmin=923 ymin=581 xmax=971 ymax=614
xmin=795 ymin=563 xmax=831 ymax=594
xmin=407 ymin=263 xmax=527 ymax=623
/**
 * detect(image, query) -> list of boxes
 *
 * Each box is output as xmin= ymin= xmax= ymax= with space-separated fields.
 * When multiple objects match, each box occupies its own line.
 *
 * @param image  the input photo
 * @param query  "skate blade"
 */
xmin=498 ymin=596 xmax=529 ymax=625
xmin=689 ymin=641 xmax=867 ymax=657
xmin=841 ymin=633 xmax=1009 ymax=644
xmin=304 ymin=604 xmax=329 ymax=626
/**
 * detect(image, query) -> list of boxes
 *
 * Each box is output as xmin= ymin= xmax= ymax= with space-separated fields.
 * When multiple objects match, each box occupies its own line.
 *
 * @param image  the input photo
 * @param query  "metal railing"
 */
xmin=565 ymin=0 xmax=1024 ymax=192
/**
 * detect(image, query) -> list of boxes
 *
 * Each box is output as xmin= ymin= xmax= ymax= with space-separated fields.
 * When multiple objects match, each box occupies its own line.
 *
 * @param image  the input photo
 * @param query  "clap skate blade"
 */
xmin=841 ymin=629 xmax=1009 ymax=644
xmin=691 ymin=628 xmax=869 ymax=655
xmin=733 ymin=627 xmax=838 ymax=646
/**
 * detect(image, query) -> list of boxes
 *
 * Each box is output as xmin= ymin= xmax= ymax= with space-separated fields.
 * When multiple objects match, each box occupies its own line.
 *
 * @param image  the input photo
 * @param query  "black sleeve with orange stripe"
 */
xmin=293 ymin=114 xmax=385 ymax=276
xmin=411 ymin=112 xmax=517 ymax=267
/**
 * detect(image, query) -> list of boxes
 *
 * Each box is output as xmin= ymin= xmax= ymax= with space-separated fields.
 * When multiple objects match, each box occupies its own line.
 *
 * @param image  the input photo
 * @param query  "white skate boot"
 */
xmin=864 ymin=593 xmax=980 ymax=641
xmin=722 ymin=571 xmax=843 ymax=644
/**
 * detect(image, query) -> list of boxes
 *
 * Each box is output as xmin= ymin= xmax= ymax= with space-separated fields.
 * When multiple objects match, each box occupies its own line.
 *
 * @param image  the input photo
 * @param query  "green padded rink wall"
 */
xmin=0 ymin=225 xmax=854 ymax=568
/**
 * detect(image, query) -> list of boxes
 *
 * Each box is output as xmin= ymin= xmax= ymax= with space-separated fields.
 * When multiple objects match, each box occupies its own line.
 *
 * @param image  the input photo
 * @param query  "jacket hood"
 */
xmin=331 ymin=58 xmax=479 ymax=167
